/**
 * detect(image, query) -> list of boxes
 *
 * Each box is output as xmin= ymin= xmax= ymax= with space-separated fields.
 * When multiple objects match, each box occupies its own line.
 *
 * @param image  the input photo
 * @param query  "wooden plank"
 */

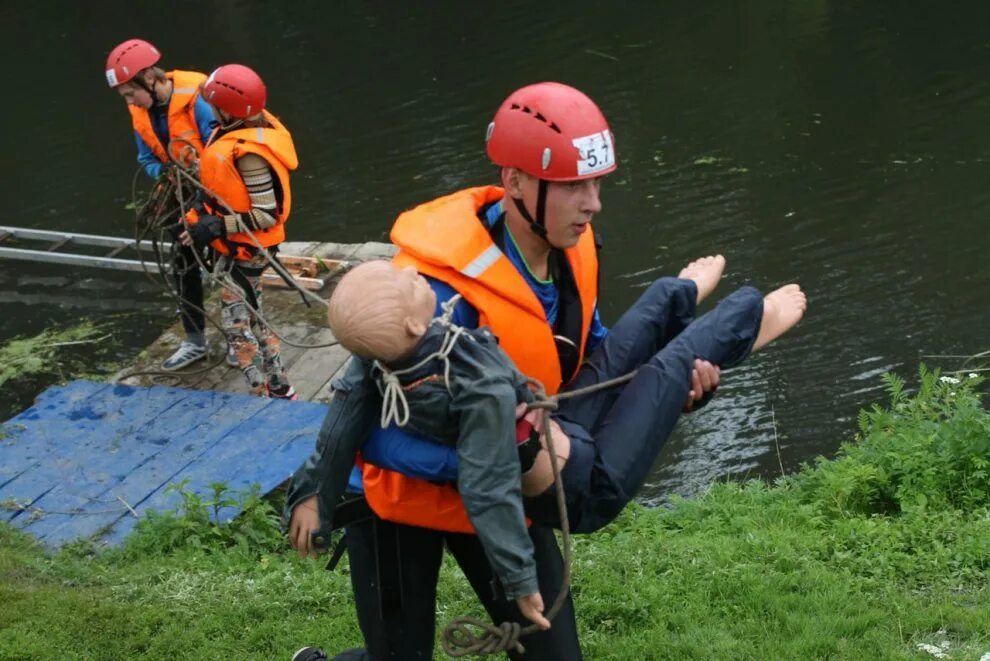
xmin=143 ymin=397 xmax=326 ymax=525
xmin=311 ymin=355 xmax=354 ymax=403
xmin=5 ymin=385 xmax=198 ymax=532
xmin=1 ymin=381 xmax=119 ymax=493
xmin=2 ymin=381 xmax=329 ymax=547
xmin=38 ymin=392 xmax=274 ymax=546
xmin=260 ymin=273 xmax=326 ymax=290
xmin=291 ymin=336 xmax=350 ymax=402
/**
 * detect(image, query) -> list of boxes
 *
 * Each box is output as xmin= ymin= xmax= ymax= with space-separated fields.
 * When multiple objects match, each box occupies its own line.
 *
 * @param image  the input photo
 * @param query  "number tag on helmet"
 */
xmin=572 ymin=131 xmax=615 ymax=176
xmin=105 ymin=69 xmax=119 ymax=87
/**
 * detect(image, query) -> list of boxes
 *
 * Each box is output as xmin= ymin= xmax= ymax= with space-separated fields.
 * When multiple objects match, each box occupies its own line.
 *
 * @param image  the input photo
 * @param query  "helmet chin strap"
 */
xmin=511 ymin=179 xmax=550 ymax=241
xmin=216 ymin=109 xmax=245 ymax=131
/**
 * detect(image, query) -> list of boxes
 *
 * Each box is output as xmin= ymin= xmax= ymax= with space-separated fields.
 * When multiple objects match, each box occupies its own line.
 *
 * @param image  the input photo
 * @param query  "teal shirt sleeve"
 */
xmin=134 ymin=131 xmax=163 ymax=179
xmin=192 ymin=95 xmax=217 ymax=144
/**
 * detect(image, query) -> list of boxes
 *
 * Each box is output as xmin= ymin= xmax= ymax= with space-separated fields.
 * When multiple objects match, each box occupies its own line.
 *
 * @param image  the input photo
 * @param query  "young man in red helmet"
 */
xmin=287 ymin=83 xmax=728 ymax=660
xmin=179 ymin=64 xmax=299 ymax=399
xmin=106 ymin=38 xmax=216 ymax=371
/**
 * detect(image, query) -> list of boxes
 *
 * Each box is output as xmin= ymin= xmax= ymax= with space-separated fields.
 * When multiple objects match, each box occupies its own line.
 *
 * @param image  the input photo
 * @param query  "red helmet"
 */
xmin=105 ymin=39 xmax=161 ymax=88
xmin=203 ymin=64 xmax=267 ymax=119
xmin=486 ymin=82 xmax=617 ymax=182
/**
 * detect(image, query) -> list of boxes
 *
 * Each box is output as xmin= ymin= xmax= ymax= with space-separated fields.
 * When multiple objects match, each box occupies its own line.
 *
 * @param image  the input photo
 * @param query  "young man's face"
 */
xmin=516 ymin=173 xmax=603 ymax=249
xmin=117 ymin=81 xmax=153 ymax=109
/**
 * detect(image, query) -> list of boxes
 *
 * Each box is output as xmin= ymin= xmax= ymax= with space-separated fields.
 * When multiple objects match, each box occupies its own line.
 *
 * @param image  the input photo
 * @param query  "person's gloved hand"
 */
xmin=180 ymin=215 xmax=225 ymax=247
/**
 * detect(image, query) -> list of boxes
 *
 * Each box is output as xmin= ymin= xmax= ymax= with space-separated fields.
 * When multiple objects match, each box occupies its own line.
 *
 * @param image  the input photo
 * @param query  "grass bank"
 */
xmin=1 ymin=368 xmax=988 ymax=660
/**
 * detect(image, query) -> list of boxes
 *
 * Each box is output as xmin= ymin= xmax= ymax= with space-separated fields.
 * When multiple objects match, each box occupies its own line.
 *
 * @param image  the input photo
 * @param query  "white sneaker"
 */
xmin=225 ymin=344 xmax=239 ymax=367
xmin=161 ymin=342 xmax=207 ymax=371
xmin=267 ymin=384 xmax=298 ymax=400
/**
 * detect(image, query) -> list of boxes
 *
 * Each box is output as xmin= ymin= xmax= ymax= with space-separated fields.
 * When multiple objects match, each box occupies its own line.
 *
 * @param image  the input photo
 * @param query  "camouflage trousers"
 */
xmin=220 ymin=256 xmax=291 ymax=397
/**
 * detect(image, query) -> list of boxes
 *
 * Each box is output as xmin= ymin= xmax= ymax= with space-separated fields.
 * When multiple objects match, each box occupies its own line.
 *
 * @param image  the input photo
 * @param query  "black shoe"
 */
xmin=291 ymin=648 xmax=328 ymax=661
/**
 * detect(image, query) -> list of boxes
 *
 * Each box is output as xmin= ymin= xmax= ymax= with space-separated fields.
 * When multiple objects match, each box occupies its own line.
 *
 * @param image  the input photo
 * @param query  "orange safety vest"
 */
xmin=128 ymin=70 xmax=208 ymax=166
xmin=362 ymin=185 xmax=600 ymax=532
xmin=194 ymin=111 xmax=298 ymax=260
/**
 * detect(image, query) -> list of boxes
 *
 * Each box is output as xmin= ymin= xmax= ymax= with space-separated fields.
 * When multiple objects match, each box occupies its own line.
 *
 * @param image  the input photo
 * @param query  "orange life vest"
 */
xmin=128 ymin=70 xmax=207 ymax=166
xmin=194 ymin=111 xmax=298 ymax=260
xmin=362 ymin=185 xmax=600 ymax=533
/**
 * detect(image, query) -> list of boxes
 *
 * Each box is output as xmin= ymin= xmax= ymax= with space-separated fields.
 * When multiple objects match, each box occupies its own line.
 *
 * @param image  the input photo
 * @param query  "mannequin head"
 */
xmin=327 ymin=260 xmax=437 ymax=362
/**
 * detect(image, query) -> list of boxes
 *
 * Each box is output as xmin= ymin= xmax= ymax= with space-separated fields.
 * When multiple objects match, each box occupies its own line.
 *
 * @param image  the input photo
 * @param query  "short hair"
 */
xmin=122 ymin=66 xmax=167 ymax=91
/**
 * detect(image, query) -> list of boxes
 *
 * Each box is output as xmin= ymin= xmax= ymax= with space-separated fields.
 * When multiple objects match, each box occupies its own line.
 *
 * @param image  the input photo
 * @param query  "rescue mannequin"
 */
xmin=326 ymin=260 xmax=552 ymax=629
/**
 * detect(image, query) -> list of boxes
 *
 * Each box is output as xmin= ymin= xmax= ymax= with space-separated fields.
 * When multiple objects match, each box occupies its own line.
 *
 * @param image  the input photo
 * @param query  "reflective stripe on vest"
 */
xmin=461 ymin=244 xmax=502 ymax=278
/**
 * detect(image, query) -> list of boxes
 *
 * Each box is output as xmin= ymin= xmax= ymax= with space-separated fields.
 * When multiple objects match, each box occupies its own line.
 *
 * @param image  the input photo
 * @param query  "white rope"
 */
xmin=378 ymin=369 xmax=411 ymax=428
xmin=375 ymin=296 xmax=469 ymax=428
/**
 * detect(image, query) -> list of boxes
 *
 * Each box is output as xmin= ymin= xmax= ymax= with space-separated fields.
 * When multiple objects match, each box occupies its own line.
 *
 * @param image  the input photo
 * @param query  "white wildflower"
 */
xmin=917 ymin=643 xmax=948 ymax=658
xmin=939 ymin=376 xmax=960 ymax=384
xmin=968 ymin=372 xmax=979 ymax=379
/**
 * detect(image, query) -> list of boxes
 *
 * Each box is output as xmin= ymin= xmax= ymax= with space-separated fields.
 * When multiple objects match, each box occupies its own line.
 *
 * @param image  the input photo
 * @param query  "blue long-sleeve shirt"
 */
xmin=353 ymin=200 xmax=607 ymax=487
xmin=135 ymin=94 xmax=215 ymax=179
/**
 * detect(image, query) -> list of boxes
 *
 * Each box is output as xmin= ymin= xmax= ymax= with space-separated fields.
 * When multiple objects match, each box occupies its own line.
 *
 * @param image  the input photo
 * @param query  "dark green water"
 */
xmin=2 ymin=2 xmax=988 ymax=498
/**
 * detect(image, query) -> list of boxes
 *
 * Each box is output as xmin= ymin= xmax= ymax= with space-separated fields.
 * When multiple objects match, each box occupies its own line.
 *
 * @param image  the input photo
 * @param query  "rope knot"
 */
xmin=436 ymin=294 xmax=463 ymax=327
xmin=376 ymin=367 xmax=410 ymax=428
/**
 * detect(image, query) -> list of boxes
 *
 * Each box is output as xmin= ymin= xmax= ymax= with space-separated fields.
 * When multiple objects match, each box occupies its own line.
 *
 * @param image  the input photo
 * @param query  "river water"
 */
xmin=1 ymin=1 xmax=987 ymax=499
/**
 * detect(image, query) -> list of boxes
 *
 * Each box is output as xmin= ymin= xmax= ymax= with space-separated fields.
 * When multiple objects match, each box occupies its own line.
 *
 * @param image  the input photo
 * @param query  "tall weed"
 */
xmin=791 ymin=367 xmax=989 ymax=516
xmin=123 ymin=480 xmax=287 ymax=558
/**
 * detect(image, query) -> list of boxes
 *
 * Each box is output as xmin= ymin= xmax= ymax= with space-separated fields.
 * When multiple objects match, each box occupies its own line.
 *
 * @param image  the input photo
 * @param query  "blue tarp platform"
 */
xmin=0 ymin=380 xmax=327 ymax=548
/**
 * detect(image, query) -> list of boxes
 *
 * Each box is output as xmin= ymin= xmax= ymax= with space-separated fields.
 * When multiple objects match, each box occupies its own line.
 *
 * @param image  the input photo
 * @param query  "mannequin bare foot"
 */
xmin=678 ymin=254 xmax=726 ymax=303
xmin=753 ymin=284 xmax=807 ymax=351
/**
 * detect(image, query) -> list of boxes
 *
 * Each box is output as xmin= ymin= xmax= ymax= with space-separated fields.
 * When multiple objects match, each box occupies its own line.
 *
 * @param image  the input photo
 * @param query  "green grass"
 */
xmin=1 ymin=368 xmax=988 ymax=660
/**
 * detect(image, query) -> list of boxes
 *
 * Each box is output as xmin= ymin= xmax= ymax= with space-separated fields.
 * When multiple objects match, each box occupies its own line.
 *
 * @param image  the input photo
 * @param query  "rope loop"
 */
xmin=441 ymin=617 xmax=524 ymax=657
xmin=378 ymin=370 xmax=410 ymax=428
xmin=372 ymin=312 xmax=469 ymax=428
